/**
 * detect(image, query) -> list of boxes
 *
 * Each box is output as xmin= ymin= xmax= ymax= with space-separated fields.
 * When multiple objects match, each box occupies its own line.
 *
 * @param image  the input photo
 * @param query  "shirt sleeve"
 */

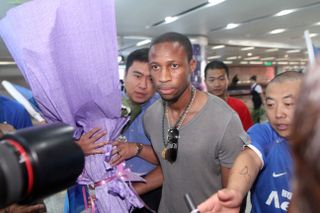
xmin=218 ymin=112 xmax=248 ymax=168
xmin=246 ymin=124 xmax=271 ymax=168
xmin=255 ymin=85 xmax=263 ymax=94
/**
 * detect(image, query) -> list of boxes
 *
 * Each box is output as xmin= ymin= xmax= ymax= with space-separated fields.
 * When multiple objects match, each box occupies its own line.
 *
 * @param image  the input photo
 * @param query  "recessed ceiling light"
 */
xmin=207 ymin=55 xmax=221 ymax=60
xmin=223 ymin=61 xmax=233 ymax=64
xmin=274 ymin=9 xmax=297 ymax=17
xmin=241 ymin=46 xmax=255 ymax=51
xmin=225 ymin=23 xmax=240 ymax=30
xmin=211 ymin=45 xmax=225 ymax=49
xmin=164 ymin=16 xmax=178 ymax=24
xmin=265 ymin=48 xmax=278 ymax=52
xmin=240 ymin=61 xmax=248 ymax=65
xmin=247 ymin=52 xmax=252 ymax=56
xmin=287 ymin=49 xmax=301 ymax=53
xmin=269 ymin=29 xmax=286 ymax=34
xmin=207 ymin=0 xmax=226 ymax=6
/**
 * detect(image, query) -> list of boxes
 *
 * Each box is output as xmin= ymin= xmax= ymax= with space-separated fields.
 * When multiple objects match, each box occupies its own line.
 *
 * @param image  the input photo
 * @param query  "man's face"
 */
xmin=265 ymin=80 xmax=301 ymax=138
xmin=124 ymin=61 xmax=155 ymax=104
xmin=205 ymin=68 xmax=229 ymax=98
xmin=149 ymin=41 xmax=195 ymax=102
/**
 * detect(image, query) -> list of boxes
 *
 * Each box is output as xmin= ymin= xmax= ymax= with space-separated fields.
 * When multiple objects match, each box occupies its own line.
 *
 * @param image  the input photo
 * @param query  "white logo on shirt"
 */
xmin=272 ymin=172 xmax=287 ymax=178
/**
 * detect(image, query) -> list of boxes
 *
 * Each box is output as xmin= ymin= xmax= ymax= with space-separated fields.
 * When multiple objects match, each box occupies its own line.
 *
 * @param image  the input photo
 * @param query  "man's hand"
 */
xmin=197 ymin=189 xmax=242 ymax=213
xmin=110 ymin=141 xmax=137 ymax=166
xmin=75 ymin=128 xmax=107 ymax=156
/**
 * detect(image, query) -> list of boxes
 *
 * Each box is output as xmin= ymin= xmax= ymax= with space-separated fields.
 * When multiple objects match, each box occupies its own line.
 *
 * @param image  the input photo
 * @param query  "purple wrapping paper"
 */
xmin=0 ymin=0 xmax=143 ymax=212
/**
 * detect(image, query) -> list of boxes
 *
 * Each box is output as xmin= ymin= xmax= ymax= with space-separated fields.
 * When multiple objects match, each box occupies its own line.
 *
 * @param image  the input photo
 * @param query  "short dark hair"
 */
xmin=150 ymin=32 xmax=193 ymax=61
xmin=267 ymin=71 xmax=303 ymax=89
xmin=250 ymin=75 xmax=257 ymax=81
xmin=125 ymin=48 xmax=149 ymax=73
xmin=204 ymin=60 xmax=229 ymax=79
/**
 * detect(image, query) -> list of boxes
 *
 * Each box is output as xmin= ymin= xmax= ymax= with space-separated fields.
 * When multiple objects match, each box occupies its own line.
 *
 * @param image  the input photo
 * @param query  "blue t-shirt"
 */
xmin=247 ymin=123 xmax=293 ymax=213
xmin=124 ymin=94 xmax=159 ymax=174
xmin=0 ymin=95 xmax=33 ymax=129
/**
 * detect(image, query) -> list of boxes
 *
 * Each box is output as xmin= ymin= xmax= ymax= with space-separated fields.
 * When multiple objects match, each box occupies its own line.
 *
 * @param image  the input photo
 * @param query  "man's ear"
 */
xmin=189 ymin=58 xmax=197 ymax=74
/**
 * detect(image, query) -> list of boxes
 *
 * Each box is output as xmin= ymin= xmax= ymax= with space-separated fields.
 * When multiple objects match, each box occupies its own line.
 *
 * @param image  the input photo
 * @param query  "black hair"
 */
xmin=150 ymin=32 xmax=193 ymax=61
xmin=204 ymin=60 xmax=229 ymax=79
xmin=267 ymin=71 xmax=303 ymax=89
xmin=250 ymin=75 xmax=257 ymax=81
xmin=125 ymin=48 xmax=149 ymax=73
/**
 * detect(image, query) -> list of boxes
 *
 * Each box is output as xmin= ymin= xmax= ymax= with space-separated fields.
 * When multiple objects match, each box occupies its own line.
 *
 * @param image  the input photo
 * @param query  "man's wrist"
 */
xmin=135 ymin=143 xmax=143 ymax=156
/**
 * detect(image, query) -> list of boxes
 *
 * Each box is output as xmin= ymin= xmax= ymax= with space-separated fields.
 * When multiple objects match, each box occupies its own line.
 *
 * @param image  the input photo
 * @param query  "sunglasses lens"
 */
xmin=165 ymin=147 xmax=177 ymax=163
xmin=166 ymin=128 xmax=179 ymax=163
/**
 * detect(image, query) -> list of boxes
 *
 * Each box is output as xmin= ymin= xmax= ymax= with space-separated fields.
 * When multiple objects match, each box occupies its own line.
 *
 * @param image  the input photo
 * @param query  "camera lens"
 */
xmin=0 ymin=123 xmax=84 ymax=208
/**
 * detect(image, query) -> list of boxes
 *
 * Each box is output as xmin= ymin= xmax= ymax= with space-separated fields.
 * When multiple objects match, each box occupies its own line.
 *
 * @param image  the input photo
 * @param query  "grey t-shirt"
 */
xmin=143 ymin=94 xmax=248 ymax=213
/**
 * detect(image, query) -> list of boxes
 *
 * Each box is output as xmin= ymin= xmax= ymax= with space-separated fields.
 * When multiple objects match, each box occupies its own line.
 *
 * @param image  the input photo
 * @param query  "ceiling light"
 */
xmin=211 ymin=45 xmax=225 ymax=49
xmin=207 ymin=55 xmax=221 ymax=60
xmin=241 ymin=46 xmax=255 ymax=51
xmin=289 ymin=62 xmax=300 ymax=65
xmin=261 ymin=57 xmax=275 ymax=61
xmin=286 ymin=49 xmax=301 ymax=53
xmin=274 ymin=9 xmax=297 ymax=17
xmin=227 ymin=56 xmax=238 ymax=60
xmin=314 ymin=21 xmax=320 ymax=26
xmin=309 ymin=33 xmax=318 ymax=38
xmin=223 ymin=61 xmax=233 ymax=64
xmin=0 ymin=61 xmax=16 ymax=65
xmin=265 ymin=48 xmax=278 ymax=52
xmin=244 ymin=56 xmax=260 ymax=60
xmin=164 ymin=16 xmax=178 ymax=24
xmin=247 ymin=52 xmax=252 ymax=56
xmin=249 ymin=61 xmax=263 ymax=65
xmin=207 ymin=0 xmax=226 ymax=6
xmin=277 ymin=61 xmax=288 ymax=65
xmin=240 ymin=61 xmax=248 ymax=65
xmin=269 ymin=29 xmax=286 ymax=34
xmin=284 ymin=54 xmax=289 ymax=58
xmin=225 ymin=23 xmax=240 ymax=30
xmin=136 ymin=39 xmax=151 ymax=46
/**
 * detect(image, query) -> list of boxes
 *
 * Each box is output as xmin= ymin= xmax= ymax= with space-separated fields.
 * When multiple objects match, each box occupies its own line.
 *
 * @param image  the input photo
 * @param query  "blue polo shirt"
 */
xmin=0 ymin=95 xmax=32 ymax=129
xmin=124 ymin=94 xmax=159 ymax=174
xmin=247 ymin=123 xmax=293 ymax=213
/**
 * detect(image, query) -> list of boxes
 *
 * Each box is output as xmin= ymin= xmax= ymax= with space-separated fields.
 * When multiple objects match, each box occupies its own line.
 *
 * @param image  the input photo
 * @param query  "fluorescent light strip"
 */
xmin=249 ymin=61 xmax=263 ymax=65
xmin=244 ymin=56 xmax=260 ymax=60
xmin=211 ymin=45 xmax=225 ymax=49
xmin=286 ymin=49 xmax=301 ymax=53
xmin=289 ymin=62 xmax=300 ymax=65
xmin=207 ymin=0 xmax=226 ymax=6
xmin=225 ymin=23 xmax=240 ymax=30
xmin=164 ymin=16 xmax=178 ymax=24
xmin=277 ymin=61 xmax=288 ymax=65
xmin=0 ymin=61 xmax=16 ymax=65
xmin=315 ymin=22 xmax=320 ymax=26
xmin=269 ymin=29 xmax=286 ymax=34
xmin=261 ymin=57 xmax=275 ymax=61
xmin=241 ymin=47 xmax=255 ymax=51
xmin=309 ymin=33 xmax=318 ymax=38
xmin=223 ymin=61 xmax=233 ymax=64
xmin=136 ymin=39 xmax=151 ymax=46
xmin=240 ymin=61 xmax=248 ymax=64
xmin=274 ymin=9 xmax=297 ymax=17
xmin=227 ymin=56 xmax=238 ymax=60
xmin=207 ymin=55 xmax=221 ymax=60
xmin=265 ymin=48 xmax=278 ymax=52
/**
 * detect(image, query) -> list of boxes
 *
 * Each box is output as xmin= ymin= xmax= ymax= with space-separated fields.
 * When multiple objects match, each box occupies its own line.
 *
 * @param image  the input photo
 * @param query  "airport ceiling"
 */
xmin=1 ymin=0 xmax=320 ymax=66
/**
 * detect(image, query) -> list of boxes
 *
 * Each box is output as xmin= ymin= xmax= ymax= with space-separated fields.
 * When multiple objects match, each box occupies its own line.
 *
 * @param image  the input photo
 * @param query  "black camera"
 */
xmin=0 ymin=123 xmax=84 ymax=208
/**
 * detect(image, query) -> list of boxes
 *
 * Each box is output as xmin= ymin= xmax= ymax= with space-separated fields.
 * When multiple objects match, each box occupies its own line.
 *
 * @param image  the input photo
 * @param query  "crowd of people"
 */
xmin=1 ymin=31 xmax=319 ymax=213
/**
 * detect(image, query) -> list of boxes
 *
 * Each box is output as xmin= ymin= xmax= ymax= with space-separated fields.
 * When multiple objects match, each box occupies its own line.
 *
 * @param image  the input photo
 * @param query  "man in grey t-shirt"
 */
xmin=134 ymin=32 xmax=248 ymax=213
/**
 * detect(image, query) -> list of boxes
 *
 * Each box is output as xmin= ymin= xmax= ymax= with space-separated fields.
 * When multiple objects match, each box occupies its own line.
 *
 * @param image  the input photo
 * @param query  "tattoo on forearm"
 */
xmin=239 ymin=166 xmax=251 ymax=185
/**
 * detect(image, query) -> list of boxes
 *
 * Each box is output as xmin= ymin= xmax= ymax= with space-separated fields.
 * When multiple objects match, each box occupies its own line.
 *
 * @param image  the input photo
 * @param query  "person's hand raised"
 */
xmin=76 ymin=127 xmax=108 ymax=156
